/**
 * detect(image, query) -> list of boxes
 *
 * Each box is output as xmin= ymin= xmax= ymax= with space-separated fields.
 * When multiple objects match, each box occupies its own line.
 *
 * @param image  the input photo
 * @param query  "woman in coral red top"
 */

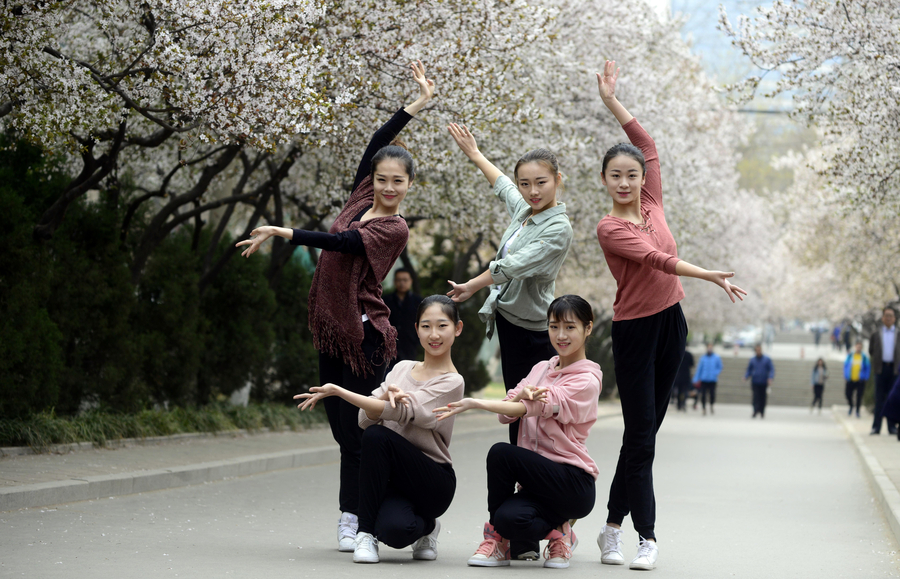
xmin=593 ymin=60 xmax=746 ymax=571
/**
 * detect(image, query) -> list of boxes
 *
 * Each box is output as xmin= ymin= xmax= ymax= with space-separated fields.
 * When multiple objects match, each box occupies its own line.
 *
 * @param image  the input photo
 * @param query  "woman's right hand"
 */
xmin=447 ymin=123 xmax=481 ymax=160
xmin=235 ymin=226 xmax=275 ymax=258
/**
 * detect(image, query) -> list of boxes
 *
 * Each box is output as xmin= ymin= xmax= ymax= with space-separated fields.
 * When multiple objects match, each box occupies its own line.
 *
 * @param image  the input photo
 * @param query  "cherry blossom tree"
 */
xmin=719 ymin=0 xmax=900 ymax=212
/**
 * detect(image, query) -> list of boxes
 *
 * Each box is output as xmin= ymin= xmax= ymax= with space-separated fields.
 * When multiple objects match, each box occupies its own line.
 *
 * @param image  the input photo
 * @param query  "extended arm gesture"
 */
xmin=403 ymin=60 xmax=435 ymax=117
xmin=447 ymin=123 xmax=503 ymax=186
xmin=596 ymin=59 xmax=633 ymax=126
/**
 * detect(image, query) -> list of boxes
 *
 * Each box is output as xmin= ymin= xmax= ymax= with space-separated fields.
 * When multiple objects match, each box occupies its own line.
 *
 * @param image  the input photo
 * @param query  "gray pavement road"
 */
xmin=1 ymin=404 xmax=898 ymax=578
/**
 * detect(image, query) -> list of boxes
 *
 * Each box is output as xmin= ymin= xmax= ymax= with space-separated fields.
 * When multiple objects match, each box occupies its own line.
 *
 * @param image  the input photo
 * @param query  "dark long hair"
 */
xmin=371 ymin=139 xmax=416 ymax=181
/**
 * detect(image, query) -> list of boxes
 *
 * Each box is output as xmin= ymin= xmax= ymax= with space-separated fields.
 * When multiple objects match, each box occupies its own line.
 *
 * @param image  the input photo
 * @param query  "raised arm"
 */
xmin=294 ymin=382 xmax=409 ymax=422
xmin=596 ymin=60 xmax=633 ymax=126
xmin=447 ymin=123 xmax=504 ymax=187
xmin=351 ymin=61 xmax=435 ymax=191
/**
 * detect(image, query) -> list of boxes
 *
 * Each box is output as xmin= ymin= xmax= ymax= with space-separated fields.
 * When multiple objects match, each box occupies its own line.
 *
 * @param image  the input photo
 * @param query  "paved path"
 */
xmin=1 ymin=404 xmax=898 ymax=578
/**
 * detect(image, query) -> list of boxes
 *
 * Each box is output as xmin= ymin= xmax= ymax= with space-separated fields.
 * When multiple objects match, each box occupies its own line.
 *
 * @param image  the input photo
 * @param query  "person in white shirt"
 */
xmin=870 ymin=307 xmax=900 ymax=435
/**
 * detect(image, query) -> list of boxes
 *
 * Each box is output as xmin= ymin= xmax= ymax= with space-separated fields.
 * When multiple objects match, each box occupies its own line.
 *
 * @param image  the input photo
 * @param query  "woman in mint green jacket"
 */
xmin=446 ymin=123 xmax=573 ymax=560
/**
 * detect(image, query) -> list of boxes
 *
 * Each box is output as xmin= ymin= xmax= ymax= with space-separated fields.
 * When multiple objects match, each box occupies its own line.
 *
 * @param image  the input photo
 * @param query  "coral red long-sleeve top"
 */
xmin=596 ymin=118 xmax=684 ymax=321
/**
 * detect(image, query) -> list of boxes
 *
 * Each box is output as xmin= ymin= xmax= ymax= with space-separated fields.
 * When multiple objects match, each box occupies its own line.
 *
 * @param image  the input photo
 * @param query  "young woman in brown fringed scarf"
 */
xmin=236 ymin=60 xmax=435 ymax=552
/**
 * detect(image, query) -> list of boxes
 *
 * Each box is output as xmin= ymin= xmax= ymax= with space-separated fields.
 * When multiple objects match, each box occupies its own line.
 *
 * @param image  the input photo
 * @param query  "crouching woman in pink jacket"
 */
xmin=434 ymin=295 xmax=602 ymax=570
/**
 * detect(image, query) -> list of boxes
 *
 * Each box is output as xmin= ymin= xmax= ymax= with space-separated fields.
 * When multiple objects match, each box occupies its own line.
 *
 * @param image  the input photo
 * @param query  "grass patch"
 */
xmin=0 ymin=402 xmax=327 ymax=452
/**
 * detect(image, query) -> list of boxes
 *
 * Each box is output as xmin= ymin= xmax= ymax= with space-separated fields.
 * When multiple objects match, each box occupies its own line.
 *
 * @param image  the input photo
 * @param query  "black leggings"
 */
xmin=606 ymin=303 xmax=687 ymax=541
xmin=495 ymin=312 xmax=556 ymax=444
xmin=486 ymin=443 xmax=596 ymax=542
xmin=358 ymin=425 xmax=456 ymax=548
xmin=318 ymin=321 xmax=387 ymax=515
xmin=811 ymin=384 xmax=824 ymax=408
xmin=700 ymin=381 xmax=717 ymax=409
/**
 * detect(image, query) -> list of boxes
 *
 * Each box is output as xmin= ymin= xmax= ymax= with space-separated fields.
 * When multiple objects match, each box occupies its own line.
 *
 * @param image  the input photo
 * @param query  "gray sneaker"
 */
xmin=411 ymin=519 xmax=440 ymax=560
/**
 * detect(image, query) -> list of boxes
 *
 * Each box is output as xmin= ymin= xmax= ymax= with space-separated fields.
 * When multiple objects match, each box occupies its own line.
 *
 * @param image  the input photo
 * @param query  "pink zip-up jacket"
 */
xmin=499 ymin=356 xmax=603 ymax=479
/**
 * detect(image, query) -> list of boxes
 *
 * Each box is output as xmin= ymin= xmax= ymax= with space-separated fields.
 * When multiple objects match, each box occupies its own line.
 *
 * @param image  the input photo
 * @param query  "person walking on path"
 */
xmin=844 ymin=341 xmax=870 ymax=418
xmin=693 ymin=343 xmax=723 ymax=415
xmin=673 ymin=348 xmax=694 ymax=412
xmin=810 ymin=358 xmax=827 ymax=413
xmin=236 ymin=61 xmax=435 ymax=551
xmin=295 ymin=295 xmax=465 ymax=564
xmin=593 ymin=60 xmax=746 ymax=572
xmin=445 ymin=121 xmax=573 ymax=561
xmin=745 ymin=344 xmax=775 ymax=418
xmin=384 ymin=268 xmax=423 ymax=373
xmin=434 ymin=295 xmax=602 ymax=570
xmin=870 ymin=306 xmax=900 ymax=435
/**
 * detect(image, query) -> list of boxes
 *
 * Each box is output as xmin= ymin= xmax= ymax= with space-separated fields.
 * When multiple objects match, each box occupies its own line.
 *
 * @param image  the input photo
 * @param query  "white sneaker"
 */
xmin=629 ymin=537 xmax=658 ymax=570
xmin=337 ymin=512 xmax=358 ymax=552
xmin=411 ymin=519 xmax=440 ymax=560
xmin=597 ymin=524 xmax=624 ymax=565
xmin=353 ymin=532 xmax=379 ymax=564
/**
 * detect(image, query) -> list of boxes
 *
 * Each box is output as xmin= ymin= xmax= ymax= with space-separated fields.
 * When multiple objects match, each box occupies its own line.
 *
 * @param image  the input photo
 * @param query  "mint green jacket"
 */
xmin=479 ymin=175 xmax=573 ymax=338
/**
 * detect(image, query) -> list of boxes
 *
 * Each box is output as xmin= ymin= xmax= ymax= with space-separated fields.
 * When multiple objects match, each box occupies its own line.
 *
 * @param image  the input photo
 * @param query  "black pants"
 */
xmin=846 ymin=380 xmax=864 ymax=414
xmin=811 ymin=384 xmax=824 ymax=408
xmin=606 ymin=303 xmax=687 ymax=541
xmin=318 ymin=321 xmax=387 ymax=515
xmin=751 ymin=382 xmax=768 ymax=416
xmin=872 ymin=364 xmax=897 ymax=434
xmin=495 ymin=311 xmax=555 ymax=445
xmin=486 ymin=443 xmax=595 ymax=542
xmin=700 ymin=381 xmax=717 ymax=410
xmin=357 ymin=425 xmax=456 ymax=548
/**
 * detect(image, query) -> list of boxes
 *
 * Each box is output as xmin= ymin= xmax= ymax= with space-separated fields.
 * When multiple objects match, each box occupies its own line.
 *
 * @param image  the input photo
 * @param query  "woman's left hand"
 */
xmin=410 ymin=60 xmax=435 ymax=103
xmin=707 ymin=271 xmax=748 ymax=303
xmin=293 ymin=383 xmax=339 ymax=411
xmin=433 ymin=398 xmax=477 ymax=421
xmin=446 ymin=279 xmax=475 ymax=303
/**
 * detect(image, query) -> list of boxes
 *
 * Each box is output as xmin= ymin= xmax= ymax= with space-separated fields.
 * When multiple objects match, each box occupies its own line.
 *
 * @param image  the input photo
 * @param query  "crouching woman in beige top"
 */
xmin=295 ymin=295 xmax=464 ymax=564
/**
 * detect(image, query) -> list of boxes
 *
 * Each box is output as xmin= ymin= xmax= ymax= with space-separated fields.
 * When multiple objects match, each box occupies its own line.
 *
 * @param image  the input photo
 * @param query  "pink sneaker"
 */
xmin=543 ymin=520 xmax=578 ymax=569
xmin=467 ymin=522 xmax=510 ymax=567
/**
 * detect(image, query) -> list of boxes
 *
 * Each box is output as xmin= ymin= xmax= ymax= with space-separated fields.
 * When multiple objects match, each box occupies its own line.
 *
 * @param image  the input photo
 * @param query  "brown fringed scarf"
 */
xmin=308 ymin=175 xmax=409 ymax=377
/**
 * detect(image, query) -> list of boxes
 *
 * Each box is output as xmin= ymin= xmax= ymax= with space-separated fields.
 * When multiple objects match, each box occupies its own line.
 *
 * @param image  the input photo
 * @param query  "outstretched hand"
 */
xmin=294 ymin=383 xmax=339 ymax=411
xmin=708 ymin=271 xmax=748 ymax=303
xmin=447 ymin=123 xmax=480 ymax=159
xmin=410 ymin=60 xmax=435 ymax=103
xmin=235 ymin=226 xmax=274 ymax=258
xmin=446 ymin=279 xmax=475 ymax=303
xmin=596 ymin=59 xmax=619 ymax=100
xmin=433 ymin=398 xmax=478 ymax=421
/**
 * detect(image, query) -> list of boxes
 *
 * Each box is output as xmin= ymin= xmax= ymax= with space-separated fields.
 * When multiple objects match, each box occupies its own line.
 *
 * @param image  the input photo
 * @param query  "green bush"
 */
xmin=0 ymin=403 xmax=327 ymax=451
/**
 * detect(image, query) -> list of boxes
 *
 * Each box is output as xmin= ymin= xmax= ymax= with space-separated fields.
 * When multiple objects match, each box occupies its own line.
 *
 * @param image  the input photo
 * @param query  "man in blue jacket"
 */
xmin=844 ymin=341 xmax=870 ymax=418
xmin=693 ymin=343 xmax=723 ymax=415
xmin=745 ymin=344 xmax=775 ymax=418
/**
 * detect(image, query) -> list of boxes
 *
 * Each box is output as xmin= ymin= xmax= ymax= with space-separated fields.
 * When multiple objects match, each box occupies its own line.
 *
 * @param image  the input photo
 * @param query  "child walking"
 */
xmin=434 ymin=295 xmax=602 ymax=570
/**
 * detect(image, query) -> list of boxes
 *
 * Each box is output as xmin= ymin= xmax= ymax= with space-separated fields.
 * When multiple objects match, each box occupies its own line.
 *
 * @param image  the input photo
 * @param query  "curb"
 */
xmin=0 ymin=426 xmax=299 ymax=458
xmin=833 ymin=405 xmax=900 ymax=544
xmin=0 ymin=407 xmax=622 ymax=513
